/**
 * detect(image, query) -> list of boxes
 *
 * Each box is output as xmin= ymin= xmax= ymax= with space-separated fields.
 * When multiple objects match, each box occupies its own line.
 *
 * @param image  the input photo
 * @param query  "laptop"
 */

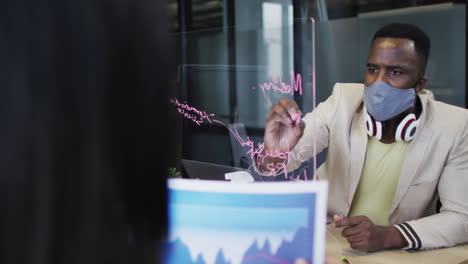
xmin=181 ymin=159 xmax=245 ymax=180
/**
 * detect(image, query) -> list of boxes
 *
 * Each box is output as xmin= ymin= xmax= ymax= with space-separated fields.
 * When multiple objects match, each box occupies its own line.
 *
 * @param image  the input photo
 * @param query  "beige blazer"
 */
xmin=286 ymin=83 xmax=468 ymax=249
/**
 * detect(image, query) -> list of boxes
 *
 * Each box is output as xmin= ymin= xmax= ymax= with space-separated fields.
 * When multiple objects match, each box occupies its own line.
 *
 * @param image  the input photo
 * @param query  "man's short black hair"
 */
xmin=372 ymin=23 xmax=431 ymax=73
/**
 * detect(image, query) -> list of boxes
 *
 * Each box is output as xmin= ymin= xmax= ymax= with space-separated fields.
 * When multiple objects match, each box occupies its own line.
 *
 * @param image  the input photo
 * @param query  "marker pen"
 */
xmin=341 ymin=256 xmax=350 ymax=264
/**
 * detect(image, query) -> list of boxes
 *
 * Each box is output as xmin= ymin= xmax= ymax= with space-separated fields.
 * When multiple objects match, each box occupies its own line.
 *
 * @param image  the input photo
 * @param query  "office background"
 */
xmin=168 ymin=0 xmax=466 ymax=176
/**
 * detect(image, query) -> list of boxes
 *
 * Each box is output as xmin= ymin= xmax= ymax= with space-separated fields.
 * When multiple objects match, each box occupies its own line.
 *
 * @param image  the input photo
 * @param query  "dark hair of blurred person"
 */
xmin=0 ymin=0 xmax=174 ymax=263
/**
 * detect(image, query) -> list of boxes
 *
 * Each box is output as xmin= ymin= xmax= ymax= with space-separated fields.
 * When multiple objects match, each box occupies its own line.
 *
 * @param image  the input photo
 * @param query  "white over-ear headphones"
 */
xmin=365 ymin=113 xmax=383 ymax=140
xmin=365 ymin=112 xmax=420 ymax=142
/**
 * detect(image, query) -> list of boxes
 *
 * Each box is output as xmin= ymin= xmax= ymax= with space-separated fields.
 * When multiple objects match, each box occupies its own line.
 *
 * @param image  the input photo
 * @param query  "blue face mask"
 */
xmin=363 ymin=81 xmax=416 ymax=121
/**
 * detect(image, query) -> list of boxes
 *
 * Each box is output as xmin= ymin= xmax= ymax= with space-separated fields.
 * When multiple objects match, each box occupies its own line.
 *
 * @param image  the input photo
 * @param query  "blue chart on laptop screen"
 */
xmin=166 ymin=180 xmax=327 ymax=264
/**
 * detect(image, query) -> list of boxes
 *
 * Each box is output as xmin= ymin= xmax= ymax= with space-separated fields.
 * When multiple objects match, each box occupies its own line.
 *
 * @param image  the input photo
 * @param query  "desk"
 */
xmin=326 ymin=226 xmax=468 ymax=264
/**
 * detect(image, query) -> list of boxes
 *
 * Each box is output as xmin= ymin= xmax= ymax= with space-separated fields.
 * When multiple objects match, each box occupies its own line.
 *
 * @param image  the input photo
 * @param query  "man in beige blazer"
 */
xmin=256 ymin=23 xmax=468 ymax=251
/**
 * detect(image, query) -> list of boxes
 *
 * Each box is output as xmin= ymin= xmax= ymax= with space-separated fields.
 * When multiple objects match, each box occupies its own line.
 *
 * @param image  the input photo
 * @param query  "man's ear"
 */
xmin=416 ymin=76 xmax=428 ymax=93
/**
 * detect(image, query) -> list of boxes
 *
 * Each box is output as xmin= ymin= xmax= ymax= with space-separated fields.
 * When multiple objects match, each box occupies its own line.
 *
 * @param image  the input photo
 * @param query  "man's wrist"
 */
xmin=383 ymin=226 xmax=409 ymax=249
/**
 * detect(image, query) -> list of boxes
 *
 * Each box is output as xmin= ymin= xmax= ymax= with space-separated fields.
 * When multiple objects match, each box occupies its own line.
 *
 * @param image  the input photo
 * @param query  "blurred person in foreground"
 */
xmin=0 ymin=0 xmax=174 ymax=263
xmin=255 ymin=23 xmax=468 ymax=252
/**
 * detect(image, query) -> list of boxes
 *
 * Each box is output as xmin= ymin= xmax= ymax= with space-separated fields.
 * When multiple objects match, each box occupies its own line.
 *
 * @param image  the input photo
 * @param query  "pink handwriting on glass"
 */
xmin=170 ymin=98 xmax=314 ymax=181
xmin=253 ymin=143 xmax=314 ymax=181
xmin=170 ymin=98 xmax=215 ymax=126
xmin=255 ymin=72 xmax=303 ymax=106
xmin=220 ymin=123 xmax=312 ymax=181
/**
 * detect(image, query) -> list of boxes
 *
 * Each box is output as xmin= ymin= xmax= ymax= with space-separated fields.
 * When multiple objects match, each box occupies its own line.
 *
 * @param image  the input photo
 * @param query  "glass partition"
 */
xmin=170 ymin=2 xmax=465 ymax=182
xmin=171 ymin=18 xmax=319 ymax=181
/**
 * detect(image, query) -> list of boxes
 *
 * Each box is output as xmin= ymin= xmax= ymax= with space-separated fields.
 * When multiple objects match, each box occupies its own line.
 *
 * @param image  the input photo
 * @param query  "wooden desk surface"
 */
xmin=326 ymin=225 xmax=468 ymax=264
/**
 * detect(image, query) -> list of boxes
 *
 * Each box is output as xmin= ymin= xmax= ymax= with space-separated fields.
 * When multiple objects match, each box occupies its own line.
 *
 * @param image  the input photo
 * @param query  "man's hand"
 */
xmin=334 ymin=215 xmax=408 ymax=252
xmin=262 ymin=98 xmax=305 ymax=157
xmin=258 ymin=98 xmax=305 ymax=174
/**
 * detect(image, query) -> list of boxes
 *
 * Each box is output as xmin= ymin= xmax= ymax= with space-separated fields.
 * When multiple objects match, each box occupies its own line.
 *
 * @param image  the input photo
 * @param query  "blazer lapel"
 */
xmin=390 ymin=97 xmax=433 ymax=214
xmin=348 ymin=105 xmax=368 ymax=207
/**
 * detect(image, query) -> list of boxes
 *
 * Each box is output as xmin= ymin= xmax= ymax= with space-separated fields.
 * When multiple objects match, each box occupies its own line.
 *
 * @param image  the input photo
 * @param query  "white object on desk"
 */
xmin=225 ymin=170 xmax=254 ymax=183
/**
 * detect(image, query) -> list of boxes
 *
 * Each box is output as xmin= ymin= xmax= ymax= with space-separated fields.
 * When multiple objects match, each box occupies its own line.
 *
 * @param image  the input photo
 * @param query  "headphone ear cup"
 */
xmin=395 ymin=113 xmax=418 ymax=141
xmin=404 ymin=118 xmax=420 ymax=141
xmin=365 ymin=113 xmax=374 ymax=137
xmin=365 ymin=113 xmax=383 ymax=140
xmin=374 ymin=120 xmax=383 ymax=140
